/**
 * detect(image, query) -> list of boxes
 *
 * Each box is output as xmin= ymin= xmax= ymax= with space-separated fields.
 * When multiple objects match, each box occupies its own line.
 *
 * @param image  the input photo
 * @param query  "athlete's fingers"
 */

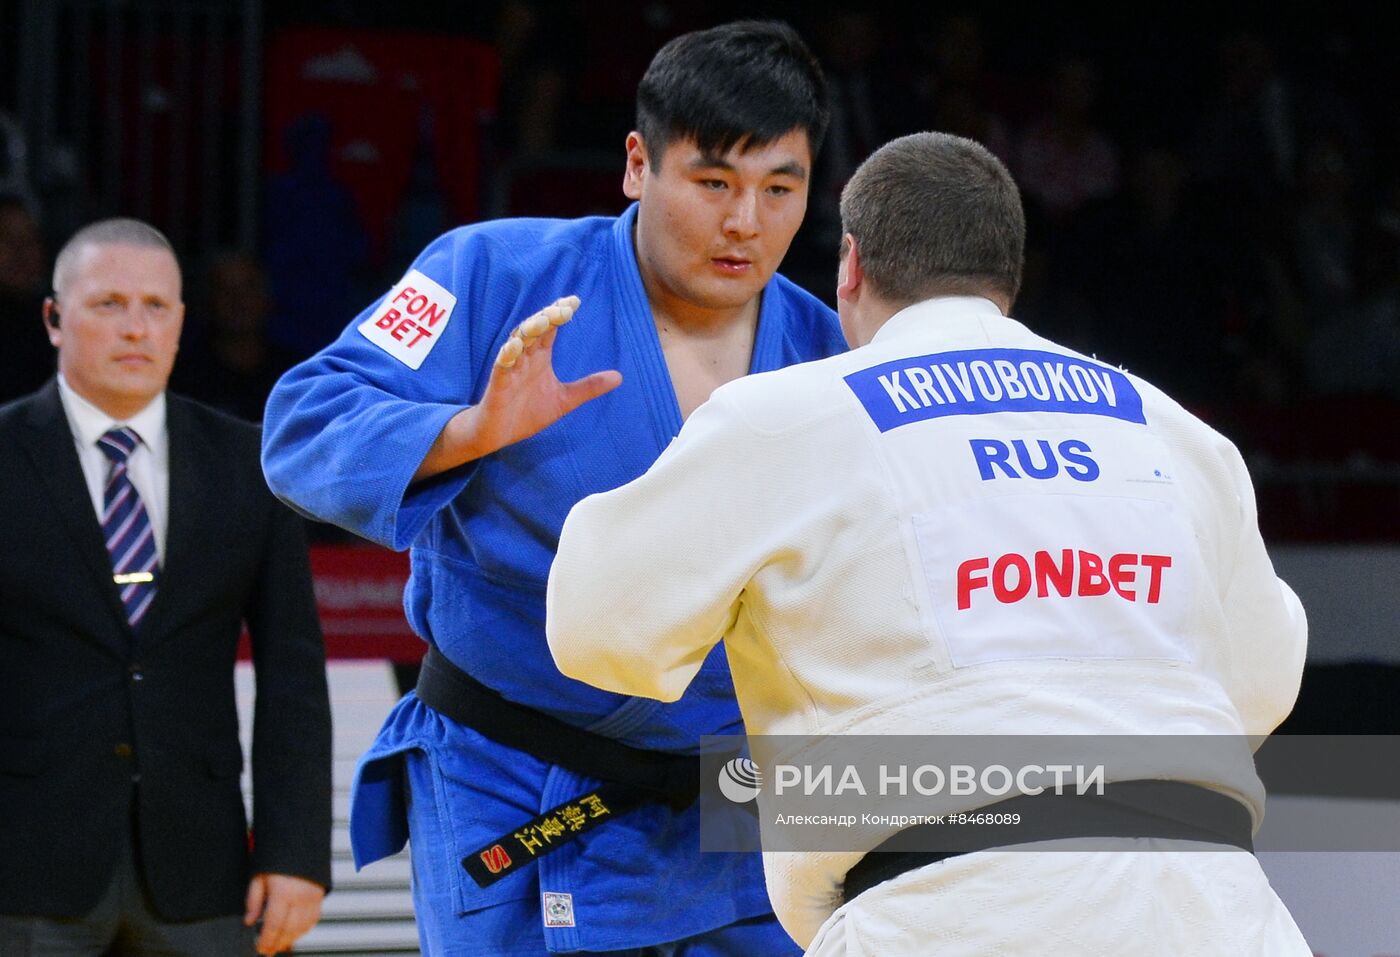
xmin=520 ymin=311 xmax=552 ymax=339
xmin=520 ymin=295 xmax=578 ymax=339
xmin=550 ymin=297 xmax=579 ymax=325
xmin=498 ymin=296 xmax=580 ymax=367
xmin=558 ymin=370 xmax=622 ymax=415
xmin=496 ymin=336 xmax=524 ymax=368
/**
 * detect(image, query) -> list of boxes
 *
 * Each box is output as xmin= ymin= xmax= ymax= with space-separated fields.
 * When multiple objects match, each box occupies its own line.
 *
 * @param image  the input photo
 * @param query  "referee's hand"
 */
xmin=244 ymin=871 xmax=326 ymax=955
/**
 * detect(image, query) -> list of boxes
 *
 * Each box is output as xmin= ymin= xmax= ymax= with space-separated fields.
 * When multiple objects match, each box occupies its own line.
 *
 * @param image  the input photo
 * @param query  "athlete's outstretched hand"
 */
xmin=479 ymin=296 xmax=623 ymax=452
xmin=414 ymin=296 xmax=622 ymax=482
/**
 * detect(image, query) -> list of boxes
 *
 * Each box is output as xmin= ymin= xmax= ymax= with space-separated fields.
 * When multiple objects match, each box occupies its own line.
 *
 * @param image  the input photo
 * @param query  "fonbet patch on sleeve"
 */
xmin=358 ymin=270 xmax=457 ymax=369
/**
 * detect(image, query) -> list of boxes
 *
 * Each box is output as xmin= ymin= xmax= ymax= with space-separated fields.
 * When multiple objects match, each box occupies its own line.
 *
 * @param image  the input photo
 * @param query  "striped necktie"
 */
xmin=98 ymin=427 xmax=160 ymax=626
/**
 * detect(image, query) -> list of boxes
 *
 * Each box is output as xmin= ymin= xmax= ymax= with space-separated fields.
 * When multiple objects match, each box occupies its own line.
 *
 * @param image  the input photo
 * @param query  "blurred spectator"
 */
xmin=0 ymin=193 xmax=54 ymax=403
xmin=563 ymin=0 xmax=709 ymax=152
xmin=1192 ymin=32 xmax=1370 ymax=215
xmin=1015 ymin=56 xmax=1120 ymax=223
xmin=1188 ymin=31 xmax=1305 ymax=292
xmin=0 ymin=113 xmax=34 ymax=205
xmin=816 ymin=11 xmax=885 ymax=179
xmin=918 ymin=15 xmax=1012 ymax=163
xmin=1088 ymin=148 xmax=1232 ymax=406
xmin=263 ymin=112 xmax=370 ymax=360
xmin=171 ymin=250 xmax=297 ymax=423
xmin=1186 ymin=35 xmax=1373 ymax=397
xmin=491 ymin=0 xmax=570 ymax=157
xmin=1304 ymin=175 xmax=1400 ymax=399
xmin=1014 ymin=55 xmax=1120 ymax=350
xmin=1191 ymin=34 xmax=1297 ymax=197
xmin=791 ymin=9 xmax=911 ymax=299
xmin=385 ymin=105 xmax=452 ymax=283
xmin=1293 ymin=137 xmax=1358 ymax=309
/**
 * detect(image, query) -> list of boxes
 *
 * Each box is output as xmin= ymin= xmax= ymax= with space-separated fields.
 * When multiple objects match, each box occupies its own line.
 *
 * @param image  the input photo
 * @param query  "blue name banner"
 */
xmin=843 ymin=348 xmax=1146 ymax=432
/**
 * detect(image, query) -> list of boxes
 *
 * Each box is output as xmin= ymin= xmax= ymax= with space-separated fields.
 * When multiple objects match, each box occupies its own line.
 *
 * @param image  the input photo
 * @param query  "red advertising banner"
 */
xmin=308 ymin=544 xmax=421 ymax=661
xmin=238 ymin=544 xmax=421 ymax=662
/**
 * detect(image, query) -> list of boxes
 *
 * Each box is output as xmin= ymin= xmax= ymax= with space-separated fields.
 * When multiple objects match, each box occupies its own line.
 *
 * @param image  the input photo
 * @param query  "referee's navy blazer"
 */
xmin=0 ymin=380 xmax=332 ymax=921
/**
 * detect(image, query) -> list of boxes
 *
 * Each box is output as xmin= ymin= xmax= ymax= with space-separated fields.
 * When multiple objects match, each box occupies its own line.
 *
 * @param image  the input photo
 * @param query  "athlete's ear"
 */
xmin=836 ymin=234 xmax=863 ymax=303
xmin=623 ymin=132 xmax=648 ymax=201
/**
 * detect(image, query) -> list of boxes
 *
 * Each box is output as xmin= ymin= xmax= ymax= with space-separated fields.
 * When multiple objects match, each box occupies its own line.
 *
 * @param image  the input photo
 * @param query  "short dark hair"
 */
xmin=840 ymin=132 xmax=1025 ymax=305
xmin=52 ymin=217 xmax=177 ymax=296
xmin=636 ymin=20 xmax=828 ymax=167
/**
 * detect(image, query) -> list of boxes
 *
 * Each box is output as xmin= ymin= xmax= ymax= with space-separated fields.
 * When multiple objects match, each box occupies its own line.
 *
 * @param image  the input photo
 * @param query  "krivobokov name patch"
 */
xmin=844 ymin=348 xmax=1145 ymax=431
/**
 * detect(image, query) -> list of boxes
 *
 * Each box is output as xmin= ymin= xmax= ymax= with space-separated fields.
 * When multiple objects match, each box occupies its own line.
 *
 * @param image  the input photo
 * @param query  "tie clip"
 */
xmin=113 ymin=571 xmax=155 ymax=585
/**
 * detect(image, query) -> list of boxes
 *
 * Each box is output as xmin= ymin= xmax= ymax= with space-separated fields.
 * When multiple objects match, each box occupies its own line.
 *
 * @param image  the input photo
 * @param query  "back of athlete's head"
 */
xmin=840 ymin=132 xmax=1025 ymax=307
xmin=635 ymin=20 xmax=828 ymax=168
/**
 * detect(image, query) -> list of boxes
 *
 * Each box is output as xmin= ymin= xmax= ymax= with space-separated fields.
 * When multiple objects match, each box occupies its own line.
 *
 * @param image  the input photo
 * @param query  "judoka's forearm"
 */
xmin=413 ymin=405 xmax=493 ymax=482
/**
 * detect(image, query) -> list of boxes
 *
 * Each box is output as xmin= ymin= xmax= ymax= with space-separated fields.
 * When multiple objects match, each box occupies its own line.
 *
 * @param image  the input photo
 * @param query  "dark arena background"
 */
xmin=2 ymin=2 xmax=1396 ymax=954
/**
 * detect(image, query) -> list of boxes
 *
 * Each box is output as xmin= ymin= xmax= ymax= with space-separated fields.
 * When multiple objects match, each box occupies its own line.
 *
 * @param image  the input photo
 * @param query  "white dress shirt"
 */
xmin=57 ymin=374 xmax=170 ymax=563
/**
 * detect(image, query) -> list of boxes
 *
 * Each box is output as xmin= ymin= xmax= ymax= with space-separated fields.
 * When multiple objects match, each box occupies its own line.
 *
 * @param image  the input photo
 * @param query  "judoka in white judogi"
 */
xmin=547 ymin=133 xmax=1311 ymax=956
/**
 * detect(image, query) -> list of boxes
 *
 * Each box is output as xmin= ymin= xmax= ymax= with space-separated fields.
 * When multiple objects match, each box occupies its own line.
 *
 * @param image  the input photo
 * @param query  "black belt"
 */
xmin=415 ymin=646 xmax=700 ymax=887
xmin=842 ymin=780 xmax=1254 ymax=905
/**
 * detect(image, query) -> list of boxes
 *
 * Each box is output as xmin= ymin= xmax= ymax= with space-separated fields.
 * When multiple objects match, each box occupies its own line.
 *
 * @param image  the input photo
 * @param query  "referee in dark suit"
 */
xmin=0 ymin=219 xmax=331 ymax=956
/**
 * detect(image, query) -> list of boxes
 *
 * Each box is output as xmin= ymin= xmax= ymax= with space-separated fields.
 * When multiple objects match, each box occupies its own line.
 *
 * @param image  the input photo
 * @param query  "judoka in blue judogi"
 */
xmin=261 ymin=20 xmax=840 ymax=955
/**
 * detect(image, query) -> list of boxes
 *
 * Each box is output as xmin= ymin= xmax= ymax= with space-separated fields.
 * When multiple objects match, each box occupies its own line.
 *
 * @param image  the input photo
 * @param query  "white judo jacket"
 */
xmin=547 ymin=296 xmax=1307 ymax=948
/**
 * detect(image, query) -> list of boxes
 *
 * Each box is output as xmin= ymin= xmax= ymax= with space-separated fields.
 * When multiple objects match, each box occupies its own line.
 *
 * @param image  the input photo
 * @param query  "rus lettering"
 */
xmin=969 ymin=438 xmax=1100 ymax=482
